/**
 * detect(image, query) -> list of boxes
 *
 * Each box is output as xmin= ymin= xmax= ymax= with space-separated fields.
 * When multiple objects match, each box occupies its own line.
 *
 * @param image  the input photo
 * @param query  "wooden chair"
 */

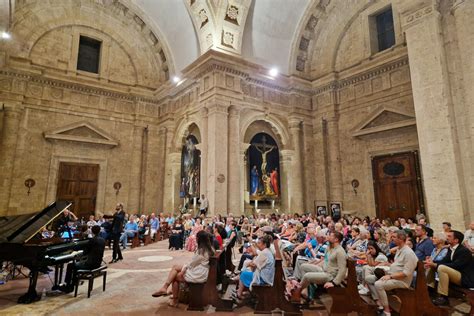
xmin=187 ymin=251 xmax=233 ymax=311
xmin=74 ymin=265 xmax=107 ymax=298
xmin=327 ymin=259 xmax=377 ymax=315
xmin=252 ymin=239 xmax=302 ymax=315
xmin=390 ymin=261 xmax=448 ymax=316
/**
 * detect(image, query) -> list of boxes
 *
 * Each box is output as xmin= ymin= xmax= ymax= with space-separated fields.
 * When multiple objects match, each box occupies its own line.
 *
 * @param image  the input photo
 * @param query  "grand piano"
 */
xmin=0 ymin=201 xmax=90 ymax=303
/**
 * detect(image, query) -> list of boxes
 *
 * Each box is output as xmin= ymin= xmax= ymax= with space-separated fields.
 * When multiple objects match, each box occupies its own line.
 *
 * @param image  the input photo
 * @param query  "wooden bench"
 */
xmin=139 ymin=225 xmax=152 ymax=246
xmin=252 ymin=239 xmax=302 ymax=315
xmin=127 ymin=233 xmax=140 ymax=248
xmin=187 ymin=250 xmax=234 ymax=311
xmin=74 ymin=265 xmax=107 ymax=298
xmin=389 ymin=261 xmax=448 ymax=316
xmin=327 ymin=259 xmax=377 ymax=315
xmin=450 ymin=284 xmax=474 ymax=316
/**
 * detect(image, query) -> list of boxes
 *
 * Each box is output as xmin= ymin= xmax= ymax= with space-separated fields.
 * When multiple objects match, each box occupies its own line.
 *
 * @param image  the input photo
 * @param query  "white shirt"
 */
xmin=200 ymin=198 xmax=208 ymax=209
xmin=464 ymin=229 xmax=474 ymax=247
xmin=450 ymin=244 xmax=459 ymax=260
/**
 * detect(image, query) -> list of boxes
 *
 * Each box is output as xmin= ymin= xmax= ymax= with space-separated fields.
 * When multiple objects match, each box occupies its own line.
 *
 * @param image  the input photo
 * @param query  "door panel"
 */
xmin=56 ymin=162 xmax=99 ymax=220
xmin=372 ymin=151 xmax=423 ymax=221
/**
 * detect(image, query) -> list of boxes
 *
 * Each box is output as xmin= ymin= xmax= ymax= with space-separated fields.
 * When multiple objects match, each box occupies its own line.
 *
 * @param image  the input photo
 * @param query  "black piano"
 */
xmin=0 ymin=201 xmax=90 ymax=303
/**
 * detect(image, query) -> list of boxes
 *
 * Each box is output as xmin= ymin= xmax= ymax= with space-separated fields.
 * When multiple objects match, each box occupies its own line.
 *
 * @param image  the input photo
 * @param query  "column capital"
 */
xmin=240 ymin=143 xmax=251 ymax=155
xmin=288 ymin=118 xmax=303 ymax=130
xmin=199 ymin=106 xmax=208 ymax=117
xmin=2 ymin=104 xmax=24 ymax=118
xmin=399 ymin=0 xmax=440 ymax=31
xmin=228 ymin=104 xmax=241 ymax=118
xmin=280 ymin=149 xmax=293 ymax=162
xmin=206 ymin=103 xmax=229 ymax=115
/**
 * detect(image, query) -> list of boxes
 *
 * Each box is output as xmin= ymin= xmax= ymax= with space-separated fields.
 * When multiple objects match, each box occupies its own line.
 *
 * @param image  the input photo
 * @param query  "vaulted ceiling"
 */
xmin=132 ymin=0 xmax=311 ymax=76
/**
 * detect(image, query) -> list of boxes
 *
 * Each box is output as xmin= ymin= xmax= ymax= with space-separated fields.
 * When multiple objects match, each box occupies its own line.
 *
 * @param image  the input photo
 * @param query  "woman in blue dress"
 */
xmin=250 ymin=165 xmax=259 ymax=195
xmin=234 ymin=234 xmax=275 ymax=300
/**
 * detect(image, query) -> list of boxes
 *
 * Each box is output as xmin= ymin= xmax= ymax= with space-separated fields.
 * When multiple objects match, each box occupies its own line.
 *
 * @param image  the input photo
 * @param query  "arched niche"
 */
xmin=243 ymin=119 xmax=284 ymax=149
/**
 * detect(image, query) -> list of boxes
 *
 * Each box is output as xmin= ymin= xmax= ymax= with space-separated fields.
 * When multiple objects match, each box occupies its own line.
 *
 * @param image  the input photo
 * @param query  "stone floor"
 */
xmin=0 ymin=240 xmax=470 ymax=315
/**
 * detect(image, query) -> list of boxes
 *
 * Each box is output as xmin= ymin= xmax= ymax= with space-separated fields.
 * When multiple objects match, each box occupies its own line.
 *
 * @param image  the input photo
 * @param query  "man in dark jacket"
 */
xmin=110 ymin=203 xmax=125 ymax=263
xmin=426 ymin=230 xmax=474 ymax=306
xmin=61 ymin=225 xmax=105 ymax=292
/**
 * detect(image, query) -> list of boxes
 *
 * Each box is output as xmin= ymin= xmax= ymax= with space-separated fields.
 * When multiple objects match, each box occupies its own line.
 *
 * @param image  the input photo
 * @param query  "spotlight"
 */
xmin=1 ymin=32 xmax=11 ymax=40
xmin=172 ymin=76 xmax=181 ymax=84
xmin=268 ymin=67 xmax=278 ymax=77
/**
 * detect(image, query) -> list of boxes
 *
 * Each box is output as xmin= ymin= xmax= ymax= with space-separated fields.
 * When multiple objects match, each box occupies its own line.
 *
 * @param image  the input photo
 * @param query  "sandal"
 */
xmin=152 ymin=288 xmax=169 ymax=298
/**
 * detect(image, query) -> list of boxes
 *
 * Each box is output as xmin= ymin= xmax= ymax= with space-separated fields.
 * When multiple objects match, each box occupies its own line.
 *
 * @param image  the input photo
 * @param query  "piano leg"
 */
xmin=51 ymin=263 xmax=64 ymax=290
xmin=17 ymin=270 xmax=41 ymax=304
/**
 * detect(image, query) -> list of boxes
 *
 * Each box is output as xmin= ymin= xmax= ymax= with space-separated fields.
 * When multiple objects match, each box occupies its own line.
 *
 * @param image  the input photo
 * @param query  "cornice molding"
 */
xmin=0 ymin=69 xmax=159 ymax=105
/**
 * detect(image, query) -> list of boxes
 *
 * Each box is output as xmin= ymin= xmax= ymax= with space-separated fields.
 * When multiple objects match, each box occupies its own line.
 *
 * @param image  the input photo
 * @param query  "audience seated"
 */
xmin=233 ymin=234 xmax=275 ymax=301
xmin=414 ymin=224 xmax=435 ymax=261
xmin=168 ymin=218 xmax=184 ymax=250
xmin=364 ymin=230 xmax=418 ymax=316
xmin=148 ymin=213 xmax=159 ymax=240
xmin=425 ymin=230 xmax=474 ymax=306
xmin=119 ymin=216 xmax=138 ymax=249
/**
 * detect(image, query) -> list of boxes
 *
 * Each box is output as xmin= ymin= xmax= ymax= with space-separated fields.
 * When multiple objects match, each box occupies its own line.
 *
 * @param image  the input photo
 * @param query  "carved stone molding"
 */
xmin=43 ymin=121 xmax=119 ymax=147
xmin=352 ymin=106 xmax=416 ymax=137
xmin=401 ymin=3 xmax=439 ymax=30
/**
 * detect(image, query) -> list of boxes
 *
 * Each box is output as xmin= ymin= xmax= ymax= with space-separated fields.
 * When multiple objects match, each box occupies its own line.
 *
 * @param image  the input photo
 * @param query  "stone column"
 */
xmin=227 ymin=105 xmax=241 ymax=214
xmin=279 ymin=150 xmax=292 ymax=212
xmin=0 ymin=105 xmax=22 ymax=213
xmin=156 ymin=127 xmax=168 ymax=211
xmin=288 ymin=118 xmax=305 ymax=213
xmin=162 ymin=124 xmax=177 ymax=212
xmin=325 ymin=114 xmax=344 ymax=203
xmin=451 ymin=0 xmax=474 ymax=223
xmin=199 ymin=107 xmax=208 ymax=199
xmin=401 ymin=0 xmax=467 ymax=229
xmin=206 ymin=103 xmax=229 ymax=215
xmin=169 ymin=152 xmax=182 ymax=216
xmin=240 ymin=143 xmax=250 ymax=215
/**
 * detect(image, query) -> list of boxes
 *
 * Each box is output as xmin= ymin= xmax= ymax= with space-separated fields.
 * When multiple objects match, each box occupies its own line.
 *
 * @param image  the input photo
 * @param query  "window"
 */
xmin=375 ymin=8 xmax=395 ymax=52
xmin=77 ymin=36 xmax=101 ymax=74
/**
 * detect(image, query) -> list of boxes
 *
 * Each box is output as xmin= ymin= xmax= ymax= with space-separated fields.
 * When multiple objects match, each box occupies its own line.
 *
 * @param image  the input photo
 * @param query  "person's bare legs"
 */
xmin=169 ymin=271 xmax=185 ymax=307
xmin=237 ymin=280 xmax=245 ymax=298
xmin=152 ymin=264 xmax=182 ymax=296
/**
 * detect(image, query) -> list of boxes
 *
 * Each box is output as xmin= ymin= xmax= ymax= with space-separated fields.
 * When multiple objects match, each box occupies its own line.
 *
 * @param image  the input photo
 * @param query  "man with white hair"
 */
xmin=292 ymin=231 xmax=328 ymax=280
xmin=464 ymin=221 xmax=474 ymax=253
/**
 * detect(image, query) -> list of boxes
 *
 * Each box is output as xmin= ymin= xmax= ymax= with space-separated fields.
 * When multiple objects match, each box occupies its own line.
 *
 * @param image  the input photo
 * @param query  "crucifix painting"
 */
xmin=248 ymin=133 xmax=280 ymax=200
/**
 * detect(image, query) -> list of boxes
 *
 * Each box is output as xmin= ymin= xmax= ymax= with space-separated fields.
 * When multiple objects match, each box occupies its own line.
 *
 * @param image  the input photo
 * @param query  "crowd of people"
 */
xmin=54 ymin=204 xmax=474 ymax=314
xmin=147 ymin=210 xmax=473 ymax=315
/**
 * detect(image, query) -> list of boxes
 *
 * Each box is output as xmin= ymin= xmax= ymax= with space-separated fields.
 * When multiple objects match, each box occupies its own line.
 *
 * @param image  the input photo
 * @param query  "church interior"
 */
xmin=0 ymin=0 xmax=473 ymax=315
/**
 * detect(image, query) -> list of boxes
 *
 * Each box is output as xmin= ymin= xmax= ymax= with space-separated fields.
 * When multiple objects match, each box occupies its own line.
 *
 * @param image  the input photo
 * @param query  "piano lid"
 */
xmin=0 ymin=201 xmax=71 ymax=243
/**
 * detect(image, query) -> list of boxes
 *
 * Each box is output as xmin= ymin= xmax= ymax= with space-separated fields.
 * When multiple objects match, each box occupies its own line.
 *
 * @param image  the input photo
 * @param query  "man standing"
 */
xmin=110 ymin=203 xmax=125 ymax=263
xmin=426 ymin=230 xmax=474 ymax=306
xmin=60 ymin=225 xmax=105 ymax=293
xmin=199 ymin=194 xmax=208 ymax=216
xmin=369 ymin=230 xmax=418 ymax=316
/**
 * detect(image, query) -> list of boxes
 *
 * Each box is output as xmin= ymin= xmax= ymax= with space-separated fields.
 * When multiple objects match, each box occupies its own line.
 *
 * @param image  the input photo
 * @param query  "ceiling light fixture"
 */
xmin=1 ymin=31 xmax=11 ymax=39
xmin=269 ymin=67 xmax=278 ymax=77
xmin=172 ymin=76 xmax=181 ymax=84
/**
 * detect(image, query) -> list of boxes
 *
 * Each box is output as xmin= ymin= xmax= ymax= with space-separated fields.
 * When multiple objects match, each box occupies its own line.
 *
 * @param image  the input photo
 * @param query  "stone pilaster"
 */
xmin=0 ymin=105 xmax=22 ymax=213
xmin=451 ymin=0 xmax=474 ymax=224
xmin=288 ymin=118 xmax=305 ymax=213
xmin=227 ymin=105 xmax=241 ymax=214
xmin=206 ymin=103 xmax=229 ymax=215
xmin=169 ymin=152 xmax=182 ymax=216
xmin=401 ymin=0 xmax=467 ymax=229
xmin=162 ymin=124 xmax=178 ymax=212
xmin=279 ymin=150 xmax=292 ymax=212
xmin=240 ymin=143 xmax=251 ymax=214
xmin=199 ymin=107 xmax=208 ymax=199
xmin=325 ymin=114 xmax=343 ymax=203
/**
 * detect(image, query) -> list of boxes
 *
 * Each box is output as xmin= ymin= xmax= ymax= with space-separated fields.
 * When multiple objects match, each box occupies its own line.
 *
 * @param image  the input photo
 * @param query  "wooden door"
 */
xmin=56 ymin=162 xmax=99 ymax=220
xmin=372 ymin=151 xmax=424 ymax=221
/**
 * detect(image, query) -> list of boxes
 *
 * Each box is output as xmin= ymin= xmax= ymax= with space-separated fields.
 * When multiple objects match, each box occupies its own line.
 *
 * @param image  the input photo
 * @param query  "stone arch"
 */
xmin=28 ymin=24 xmax=139 ymax=84
xmin=240 ymin=112 xmax=290 ymax=149
xmin=11 ymin=0 xmax=171 ymax=85
xmin=173 ymin=119 xmax=203 ymax=151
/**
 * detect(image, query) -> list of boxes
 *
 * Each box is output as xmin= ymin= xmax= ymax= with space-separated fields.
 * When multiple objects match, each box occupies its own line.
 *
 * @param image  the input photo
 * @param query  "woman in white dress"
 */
xmin=152 ymin=230 xmax=215 ymax=307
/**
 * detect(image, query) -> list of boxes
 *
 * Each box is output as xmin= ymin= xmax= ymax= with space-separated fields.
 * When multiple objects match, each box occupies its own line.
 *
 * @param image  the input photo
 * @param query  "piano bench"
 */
xmin=74 ymin=265 xmax=107 ymax=298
